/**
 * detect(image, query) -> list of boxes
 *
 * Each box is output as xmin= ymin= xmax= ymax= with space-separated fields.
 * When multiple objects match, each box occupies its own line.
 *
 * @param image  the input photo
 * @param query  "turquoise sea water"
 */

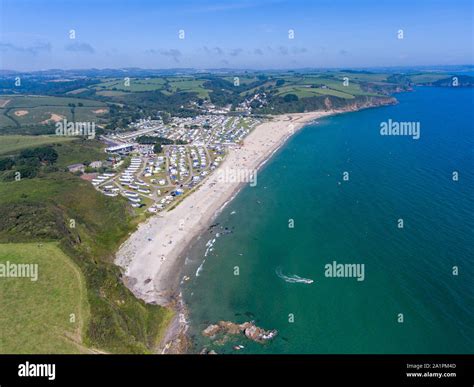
xmin=182 ymin=87 xmax=474 ymax=354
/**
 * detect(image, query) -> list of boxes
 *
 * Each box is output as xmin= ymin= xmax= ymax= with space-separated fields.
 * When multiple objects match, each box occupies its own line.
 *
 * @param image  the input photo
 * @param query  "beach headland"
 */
xmin=115 ymin=100 xmax=396 ymax=353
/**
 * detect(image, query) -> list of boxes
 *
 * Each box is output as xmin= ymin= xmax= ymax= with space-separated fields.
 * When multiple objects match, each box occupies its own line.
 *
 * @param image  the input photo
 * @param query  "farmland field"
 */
xmin=166 ymin=78 xmax=210 ymax=97
xmin=0 ymin=242 xmax=91 ymax=354
xmin=0 ymin=113 xmax=17 ymax=127
xmin=223 ymin=75 xmax=260 ymax=85
xmin=0 ymin=95 xmax=106 ymax=108
xmin=96 ymin=90 xmax=128 ymax=97
xmin=0 ymin=95 xmax=108 ymax=130
xmin=94 ymin=77 xmax=211 ymax=97
xmin=275 ymin=85 xmax=355 ymax=99
xmin=0 ymin=135 xmax=74 ymax=156
xmin=95 ymin=77 xmax=167 ymax=92
xmin=330 ymin=72 xmax=390 ymax=82
xmin=407 ymin=73 xmax=453 ymax=84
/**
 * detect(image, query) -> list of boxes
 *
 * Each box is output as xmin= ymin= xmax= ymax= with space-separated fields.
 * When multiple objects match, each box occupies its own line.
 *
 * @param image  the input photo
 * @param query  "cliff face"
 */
xmin=317 ymin=94 xmax=397 ymax=113
xmin=335 ymin=95 xmax=398 ymax=112
xmin=259 ymin=93 xmax=398 ymax=115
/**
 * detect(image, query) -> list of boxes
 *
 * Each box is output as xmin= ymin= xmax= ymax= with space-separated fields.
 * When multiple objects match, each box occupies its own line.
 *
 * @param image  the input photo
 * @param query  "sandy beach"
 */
xmin=115 ymin=111 xmax=340 ymax=307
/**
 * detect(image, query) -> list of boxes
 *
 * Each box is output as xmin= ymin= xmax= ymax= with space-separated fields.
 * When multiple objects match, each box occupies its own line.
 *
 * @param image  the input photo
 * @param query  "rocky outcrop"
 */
xmin=202 ymin=324 xmax=220 ymax=337
xmin=202 ymin=320 xmax=277 ymax=344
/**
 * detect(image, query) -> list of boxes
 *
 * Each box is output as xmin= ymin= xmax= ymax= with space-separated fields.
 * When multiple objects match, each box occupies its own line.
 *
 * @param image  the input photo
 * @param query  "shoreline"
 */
xmin=115 ymin=101 xmax=395 ymax=353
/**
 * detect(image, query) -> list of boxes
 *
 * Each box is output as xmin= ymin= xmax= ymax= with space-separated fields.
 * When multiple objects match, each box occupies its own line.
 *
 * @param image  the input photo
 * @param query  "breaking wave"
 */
xmin=196 ymin=259 xmax=206 ymax=277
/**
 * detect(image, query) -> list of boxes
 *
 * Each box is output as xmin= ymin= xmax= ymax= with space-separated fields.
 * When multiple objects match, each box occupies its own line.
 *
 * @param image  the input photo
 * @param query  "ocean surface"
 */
xmin=182 ymin=87 xmax=474 ymax=354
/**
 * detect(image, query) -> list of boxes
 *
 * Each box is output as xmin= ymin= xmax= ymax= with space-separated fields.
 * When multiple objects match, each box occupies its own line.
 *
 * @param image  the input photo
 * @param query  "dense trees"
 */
xmin=0 ymin=78 xmax=99 ymax=96
xmin=0 ymin=158 xmax=15 ymax=171
xmin=283 ymin=93 xmax=299 ymax=102
xmin=0 ymin=146 xmax=59 ymax=181
xmin=20 ymin=146 xmax=58 ymax=164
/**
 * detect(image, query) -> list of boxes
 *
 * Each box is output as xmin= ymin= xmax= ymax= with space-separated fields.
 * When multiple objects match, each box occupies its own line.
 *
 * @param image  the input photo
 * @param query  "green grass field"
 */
xmin=0 ymin=135 xmax=74 ymax=156
xmin=96 ymin=90 xmax=128 ymax=97
xmin=0 ymin=242 xmax=91 ymax=354
xmin=0 ymin=95 xmax=106 ymax=108
xmin=407 ymin=73 xmax=452 ymax=84
xmin=330 ymin=72 xmax=390 ymax=82
xmin=275 ymin=85 xmax=356 ymax=99
xmin=8 ymin=107 xmax=106 ymax=126
xmin=0 ymin=113 xmax=17 ymax=127
xmin=95 ymin=77 xmax=167 ymax=92
xmin=167 ymin=79 xmax=210 ymax=97
xmin=53 ymin=139 xmax=106 ymax=168
xmin=270 ymin=74 xmax=384 ymax=99
xmin=223 ymin=75 xmax=260 ymax=85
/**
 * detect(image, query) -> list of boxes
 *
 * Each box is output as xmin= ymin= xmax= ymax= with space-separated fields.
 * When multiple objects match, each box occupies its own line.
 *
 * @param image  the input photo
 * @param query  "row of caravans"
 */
xmin=92 ymin=172 xmax=116 ymax=186
xmin=102 ymin=184 xmax=120 ymax=197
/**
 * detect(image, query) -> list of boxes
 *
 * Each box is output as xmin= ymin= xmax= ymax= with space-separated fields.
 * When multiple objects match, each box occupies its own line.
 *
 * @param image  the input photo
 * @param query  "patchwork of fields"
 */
xmin=94 ymin=76 xmax=211 ymax=97
xmin=0 ymin=71 xmax=459 ymax=132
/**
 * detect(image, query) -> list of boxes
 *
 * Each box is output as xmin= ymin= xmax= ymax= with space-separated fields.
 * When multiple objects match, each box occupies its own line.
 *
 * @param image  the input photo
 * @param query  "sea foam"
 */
xmin=276 ymin=267 xmax=314 ymax=284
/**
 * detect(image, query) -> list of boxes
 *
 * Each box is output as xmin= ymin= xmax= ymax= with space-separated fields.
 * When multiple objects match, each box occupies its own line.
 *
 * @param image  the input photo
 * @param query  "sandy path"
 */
xmin=115 ymin=111 xmax=338 ymax=305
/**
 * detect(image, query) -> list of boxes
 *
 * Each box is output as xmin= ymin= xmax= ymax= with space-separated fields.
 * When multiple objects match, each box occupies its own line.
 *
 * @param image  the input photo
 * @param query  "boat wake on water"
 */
xmin=275 ymin=267 xmax=314 ymax=284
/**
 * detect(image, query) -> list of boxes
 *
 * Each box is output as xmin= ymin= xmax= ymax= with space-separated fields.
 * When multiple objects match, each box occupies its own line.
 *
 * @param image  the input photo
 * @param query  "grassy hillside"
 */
xmin=0 ymin=170 xmax=173 ymax=353
xmin=0 ymin=135 xmax=74 ymax=156
xmin=0 ymin=242 xmax=91 ymax=354
xmin=53 ymin=139 xmax=106 ymax=168
xmin=406 ymin=73 xmax=454 ymax=84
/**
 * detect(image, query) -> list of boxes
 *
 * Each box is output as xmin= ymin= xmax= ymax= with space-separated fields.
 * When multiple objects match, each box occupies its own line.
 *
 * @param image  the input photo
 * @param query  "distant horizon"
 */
xmin=1 ymin=0 xmax=472 ymax=71
xmin=2 ymin=63 xmax=474 ymax=75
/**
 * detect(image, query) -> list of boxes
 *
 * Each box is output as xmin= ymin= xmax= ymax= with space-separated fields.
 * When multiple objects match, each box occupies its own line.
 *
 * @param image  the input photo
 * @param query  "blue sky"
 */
xmin=0 ymin=0 xmax=472 ymax=71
